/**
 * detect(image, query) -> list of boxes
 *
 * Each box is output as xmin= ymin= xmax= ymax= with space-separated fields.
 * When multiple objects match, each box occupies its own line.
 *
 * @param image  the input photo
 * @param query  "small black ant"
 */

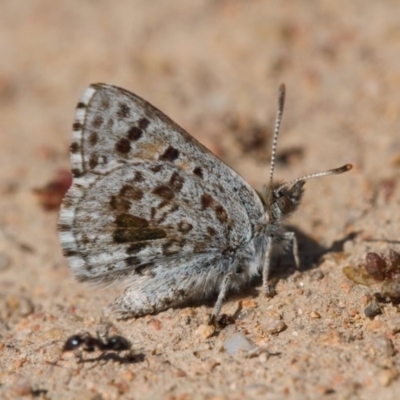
xmin=63 ymin=332 xmax=131 ymax=353
xmin=48 ymin=331 xmax=144 ymax=368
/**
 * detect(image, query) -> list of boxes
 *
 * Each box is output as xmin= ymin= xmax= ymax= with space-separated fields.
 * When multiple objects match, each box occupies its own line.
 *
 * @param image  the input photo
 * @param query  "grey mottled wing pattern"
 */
xmin=59 ymin=84 xmax=264 ymax=289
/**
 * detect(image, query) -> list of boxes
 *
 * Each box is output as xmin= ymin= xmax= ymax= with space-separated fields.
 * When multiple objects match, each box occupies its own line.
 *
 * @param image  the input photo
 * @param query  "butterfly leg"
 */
xmin=285 ymin=231 xmax=300 ymax=269
xmin=263 ymin=232 xmax=300 ymax=296
xmin=209 ymin=273 xmax=233 ymax=325
xmin=209 ymin=257 xmax=241 ymax=325
xmin=262 ymin=236 xmax=275 ymax=296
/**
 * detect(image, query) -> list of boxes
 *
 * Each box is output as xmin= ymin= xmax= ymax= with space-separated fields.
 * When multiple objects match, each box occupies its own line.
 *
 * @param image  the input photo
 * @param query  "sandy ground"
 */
xmin=1 ymin=1 xmax=400 ymax=399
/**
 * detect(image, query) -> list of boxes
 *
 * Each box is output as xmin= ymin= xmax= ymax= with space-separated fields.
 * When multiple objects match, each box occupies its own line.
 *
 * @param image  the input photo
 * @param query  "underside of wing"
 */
xmin=59 ymin=84 xmax=265 ymax=284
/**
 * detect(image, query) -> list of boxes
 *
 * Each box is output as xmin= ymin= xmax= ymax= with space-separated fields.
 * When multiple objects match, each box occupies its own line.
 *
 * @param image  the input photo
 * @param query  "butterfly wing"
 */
xmin=58 ymin=84 xmax=265 ymax=306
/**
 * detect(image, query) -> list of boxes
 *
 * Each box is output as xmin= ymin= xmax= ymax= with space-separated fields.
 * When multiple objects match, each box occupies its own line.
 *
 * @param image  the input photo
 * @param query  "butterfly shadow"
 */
xmin=229 ymin=228 xmax=359 ymax=314
xmin=273 ymin=226 xmax=359 ymax=276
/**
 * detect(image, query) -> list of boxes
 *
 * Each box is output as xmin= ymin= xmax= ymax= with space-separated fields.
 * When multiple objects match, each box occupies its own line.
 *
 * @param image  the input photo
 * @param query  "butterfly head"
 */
xmin=262 ymin=163 xmax=352 ymax=224
xmin=261 ymin=84 xmax=352 ymax=223
xmin=260 ymin=177 xmax=304 ymax=225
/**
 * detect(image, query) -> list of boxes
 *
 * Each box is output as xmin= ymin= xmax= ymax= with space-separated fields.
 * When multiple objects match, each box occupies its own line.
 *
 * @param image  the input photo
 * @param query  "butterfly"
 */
xmin=58 ymin=83 xmax=352 ymax=323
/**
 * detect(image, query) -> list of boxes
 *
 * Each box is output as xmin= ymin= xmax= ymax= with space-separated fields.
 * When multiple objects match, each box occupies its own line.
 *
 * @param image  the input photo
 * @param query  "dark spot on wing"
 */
xmin=170 ymin=204 xmax=179 ymax=213
xmin=194 ymin=242 xmax=207 ymax=253
xmin=127 ymin=126 xmax=143 ymax=141
xmin=81 ymin=234 xmax=89 ymax=245
xmin=201 ymin=193 xmax=213 ymax=209
xmin=63 ymin=249 xmax=78 ymax=257
xmin=169 ymin=172 xmax=184 ymax=192
xmin=178 ymin=221 xmax=193 ymax=234
xmin=138 ymin=117 xmax=150 ymax=129
xmin=193 ymin=167 xmax=203 ymax=179
xmin=70 ymin=142 xmax=79 ymax=153
xmin=133 ymin=171 xmax=144 ymax=182
xmin=153 ymin=185 xmax=175 ymax=201
xmin=71 ymin=168 xmax=82 ymax=178
xmin=162 ymin=240 xmax=185 ymax=256
xmin=100 ymin=98 xmax=110 ymax=110
xmin=135 ymin=263 xmax=155 ymax=277
xmin=215 ymin=205 xmax=228 ymax=223
xmin=115 ymin=213 xmax=149 ymax=228
xmin=160 ymin=146 xmax=180 ymax=162
xmin=107 ymin=118 xmax=114 ymax=128
xmin=58 ymin=223 xmax=70 ymax=232
xmin=109 ymin=195 xmax=130 ymax=211
xmin=92 ymin=116 xmax=103 ymax=128
xmin=88 ymin=131 xmax=98 ymax=146
xmin=99 ymin=155 xmax=108 ymax=165
xmin=157 ymin=200 xmax=169 ymax=210
xmin=118 ymin=103 xmax=130 ymax=118
xmin=113 ymin=228 xmax=167 ymax=243
xmin=125 ymin=256 xmax=141 ymax=266
xmin=207 ymin=226 xmax=217 ymax=236
xmin=126 ymin=242 xmax=148 ymax=253
xmin=73 ymin=122 xmax=82 ymax=131
xmin=150 ymin=164 xmax=163 ymax=173
xmin=76 ymin=102 xmax=86 ymax=109
xmin=156 ymin=210 xmax=169 ymax=224
xmin=89 ymin=153 xmax=98 ymax=169
xmin=120 ymin=184 xmax=143 ymax=200
xmin=115 ymin=138 xmax=131 ymax=153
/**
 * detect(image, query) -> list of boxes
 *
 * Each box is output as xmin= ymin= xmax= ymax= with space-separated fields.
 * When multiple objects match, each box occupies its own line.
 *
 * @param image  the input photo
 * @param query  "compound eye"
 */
xmin=277 ymin=195 xmax=292 ymax=214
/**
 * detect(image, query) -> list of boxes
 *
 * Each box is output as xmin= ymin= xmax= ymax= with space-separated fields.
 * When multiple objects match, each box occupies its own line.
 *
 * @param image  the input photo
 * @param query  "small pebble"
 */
xmin=223 ymin=332 xmax=256 ymax=355
xmin=364 ymin=301 xmax=381 ymax=319
xmin=241 ymin=299 xmax=257 ymax=309
xmin=371 ymin=336 xmax=395 ymax=358
xmin=195 ymin=324 xmax=215 ymax=339
xmin=258 ymin=351 xmax=269 ymax=363
xmin=148 ymin=318 xmax=162 ymax=330
xmin=310 ymin=311 xmax=321 ymax=319
xmin=122 ymin=370 xmax=135 ymax=382
xmin=378 ymin=368 xmax=399 ymax=386
xmin=261 ymin=317 xmax=287 ymax=335
xmin=175 ymin=368 xmax=187 ymax=377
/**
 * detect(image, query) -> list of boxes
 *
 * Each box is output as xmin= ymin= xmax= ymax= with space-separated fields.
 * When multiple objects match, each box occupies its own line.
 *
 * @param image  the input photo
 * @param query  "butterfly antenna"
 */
xmin=269 ymin=83 xmax=286 ymax=185
xmin=276 ymin=163 xmax=353 ymax=192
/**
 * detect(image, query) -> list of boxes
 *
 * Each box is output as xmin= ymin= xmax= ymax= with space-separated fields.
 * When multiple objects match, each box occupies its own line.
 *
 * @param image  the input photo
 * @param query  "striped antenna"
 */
xmin=269 ymin=83 xmax=286 ymax=185
xmin=276 ymin=164 xmax=353 ymax=193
